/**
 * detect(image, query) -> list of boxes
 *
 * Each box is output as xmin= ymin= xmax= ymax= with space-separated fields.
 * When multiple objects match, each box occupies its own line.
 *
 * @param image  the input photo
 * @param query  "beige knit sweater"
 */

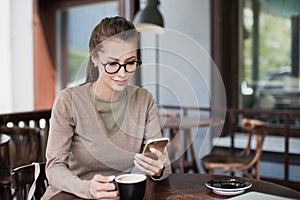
xmin=42 ymin=83 xmax=171 ymax=200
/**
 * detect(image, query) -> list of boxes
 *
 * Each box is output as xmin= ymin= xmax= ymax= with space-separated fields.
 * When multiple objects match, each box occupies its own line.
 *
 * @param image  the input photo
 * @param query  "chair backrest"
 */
xmin=11 ymin=162 xmax=48 ymax=200
xmin=241 ymin=118 xmax=267 ymax=176
xmin=0 ymin=126 xmax=41 ymax=168
xmin=0 ymin=133 xmax=11 ymax=168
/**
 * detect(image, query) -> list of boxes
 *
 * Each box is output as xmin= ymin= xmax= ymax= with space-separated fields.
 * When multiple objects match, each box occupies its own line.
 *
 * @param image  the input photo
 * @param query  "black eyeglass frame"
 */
xmin=100 ymin=60 xmax=142 ymax=74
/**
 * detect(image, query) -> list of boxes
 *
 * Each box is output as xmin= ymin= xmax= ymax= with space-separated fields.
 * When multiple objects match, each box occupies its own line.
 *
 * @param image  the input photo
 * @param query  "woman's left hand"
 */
xmin=134 ymin=148 xmax=167 ymax=177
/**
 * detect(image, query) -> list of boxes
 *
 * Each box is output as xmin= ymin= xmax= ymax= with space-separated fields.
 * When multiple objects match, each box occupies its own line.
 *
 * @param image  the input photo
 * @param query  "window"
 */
xmin=56 ymin=1 xmax=119 ymax=89
xmin=34 ymin=0 xmax=130 ymax=109
xmin=241 ymin=0 xmax=300 ymax=115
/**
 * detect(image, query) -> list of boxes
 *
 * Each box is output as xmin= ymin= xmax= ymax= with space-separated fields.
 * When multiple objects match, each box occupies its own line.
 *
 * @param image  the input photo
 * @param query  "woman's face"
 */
xmin=93 ymin=39 xmax=138 ymax=94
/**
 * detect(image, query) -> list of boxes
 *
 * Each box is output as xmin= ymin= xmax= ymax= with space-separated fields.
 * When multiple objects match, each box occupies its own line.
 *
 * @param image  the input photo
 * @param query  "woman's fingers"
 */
xmin=92 ymin=175 xmax=116 ymax=191
xmin=93 ymin=191 xmax=119 ymax=199
xmin=89 ymin=174 xmax=119 ymax=199
xmin=134 ymin=160 xmax=159 ymax=176
xmin=93 ymin=174 xmax=116 ymax=183
xmin=95 ymin=182 xmax=116 ymax=191
xmin=150 ymin=148 xmax=167 ymax=163
xmin=134 ymin=148 xmax=166 ymax=176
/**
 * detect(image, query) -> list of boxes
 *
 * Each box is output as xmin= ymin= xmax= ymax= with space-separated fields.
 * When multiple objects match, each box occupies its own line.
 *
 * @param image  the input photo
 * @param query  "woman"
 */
xmin=42 ymin=16 xmax=171 ymax=200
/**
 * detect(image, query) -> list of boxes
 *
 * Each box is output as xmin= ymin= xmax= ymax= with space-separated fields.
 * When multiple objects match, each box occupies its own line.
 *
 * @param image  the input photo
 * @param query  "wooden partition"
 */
xmin=0 ymin=110 xmax=51 ymax=162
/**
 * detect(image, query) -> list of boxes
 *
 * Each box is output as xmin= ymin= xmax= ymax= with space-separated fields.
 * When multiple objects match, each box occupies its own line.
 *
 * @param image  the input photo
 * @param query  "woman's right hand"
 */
xmin=89 ymin=174 xmax=119 ymax=199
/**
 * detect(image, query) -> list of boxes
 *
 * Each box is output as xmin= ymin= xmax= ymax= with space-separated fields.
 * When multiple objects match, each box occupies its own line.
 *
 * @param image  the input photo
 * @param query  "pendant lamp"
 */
xmin=133 ymin=0 xmax=164 ymax=34
xmin=133 ymin=0 xmax=164 ymax=104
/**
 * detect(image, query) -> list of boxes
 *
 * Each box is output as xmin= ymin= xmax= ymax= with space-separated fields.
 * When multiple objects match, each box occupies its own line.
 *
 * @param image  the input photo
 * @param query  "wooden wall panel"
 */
xmin=33 ymin=10 xmax=56 ymax=110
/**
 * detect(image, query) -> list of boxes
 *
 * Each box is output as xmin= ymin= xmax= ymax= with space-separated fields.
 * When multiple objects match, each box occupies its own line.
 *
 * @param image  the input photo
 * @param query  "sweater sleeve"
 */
xmin=45 ymin=89 xmax=93 ymax=199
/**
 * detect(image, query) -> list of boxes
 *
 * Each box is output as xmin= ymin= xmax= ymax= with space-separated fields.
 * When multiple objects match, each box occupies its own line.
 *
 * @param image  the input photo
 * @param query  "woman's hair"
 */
xmin=85 ymin=16 xmax=139 ymax=83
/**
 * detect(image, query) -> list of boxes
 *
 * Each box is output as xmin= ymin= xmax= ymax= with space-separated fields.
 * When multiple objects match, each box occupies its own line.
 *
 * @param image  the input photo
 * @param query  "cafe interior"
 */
xmin=1 ymin=0 xmax=300 ymax=199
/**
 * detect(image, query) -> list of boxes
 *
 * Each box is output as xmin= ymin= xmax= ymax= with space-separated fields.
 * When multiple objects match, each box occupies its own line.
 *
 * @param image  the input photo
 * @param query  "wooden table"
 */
xmin=145 ymin=174 xmax=300 ymax=199
xmin=159 ymin=116 xmax=223 ymax=130
xmin=51 ymin=173 xmax=300 ymax=199
xmin=159 ymin=116 xmax=224 ymax=173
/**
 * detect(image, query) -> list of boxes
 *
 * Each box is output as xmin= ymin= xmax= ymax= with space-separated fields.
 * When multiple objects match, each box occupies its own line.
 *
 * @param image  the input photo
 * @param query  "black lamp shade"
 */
xmin=133 ymin=0 xmax=164 ymax=33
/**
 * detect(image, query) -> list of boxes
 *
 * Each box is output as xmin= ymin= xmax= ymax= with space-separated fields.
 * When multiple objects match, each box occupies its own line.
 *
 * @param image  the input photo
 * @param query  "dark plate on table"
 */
xmin=205 ymin=178 xmax=252 ymax=195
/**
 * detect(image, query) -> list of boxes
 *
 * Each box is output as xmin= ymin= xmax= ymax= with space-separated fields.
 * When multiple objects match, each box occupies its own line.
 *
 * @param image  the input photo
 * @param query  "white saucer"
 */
xmin=212 ymin=189 xmax=245 ymax=196
xmin=205 ymin=178 xmax=252 ymax=196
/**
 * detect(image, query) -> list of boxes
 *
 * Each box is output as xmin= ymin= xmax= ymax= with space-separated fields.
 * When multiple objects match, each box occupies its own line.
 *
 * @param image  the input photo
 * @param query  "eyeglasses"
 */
xmin=100 ymin=60 xmax=142 ymax=74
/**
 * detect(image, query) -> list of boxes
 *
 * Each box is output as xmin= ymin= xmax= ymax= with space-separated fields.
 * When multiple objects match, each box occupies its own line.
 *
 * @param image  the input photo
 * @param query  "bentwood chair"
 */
xmin=201 ymin=118 xmax=267 ymax=179
xmin=11 ymin=162 xmax=48 ymax=200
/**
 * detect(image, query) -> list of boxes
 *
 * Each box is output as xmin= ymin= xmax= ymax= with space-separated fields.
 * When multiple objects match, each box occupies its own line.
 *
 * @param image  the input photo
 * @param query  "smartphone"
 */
xmin=142 ymin=137 xmax=169 ymax=160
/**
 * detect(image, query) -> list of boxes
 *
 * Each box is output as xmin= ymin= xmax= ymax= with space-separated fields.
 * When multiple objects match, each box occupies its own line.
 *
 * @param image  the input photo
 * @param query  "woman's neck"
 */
xmin=91 ymin=82 xmax=123 ymax=101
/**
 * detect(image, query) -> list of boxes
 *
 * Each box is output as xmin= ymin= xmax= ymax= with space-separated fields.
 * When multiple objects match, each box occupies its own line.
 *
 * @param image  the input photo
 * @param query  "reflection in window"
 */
xmin=241 ymin=0 xmax=300 ymax=114
xmin=56 ymin=2 xmax=118 ymax=89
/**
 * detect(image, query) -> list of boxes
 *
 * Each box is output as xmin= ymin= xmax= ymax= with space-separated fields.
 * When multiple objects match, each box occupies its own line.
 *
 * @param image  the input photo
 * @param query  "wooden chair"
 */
xmin=0 ymin=126 xmax=42 ymax=199
xmin=201 ymin=118 xmax=267 ymax=179
xmin=0 ymin=133 xmax=12 ymax=199
xmin=11 ymin=162 xmax=48 ymax=200
xmin=0 ymin=126 xmax=42 ymax=168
